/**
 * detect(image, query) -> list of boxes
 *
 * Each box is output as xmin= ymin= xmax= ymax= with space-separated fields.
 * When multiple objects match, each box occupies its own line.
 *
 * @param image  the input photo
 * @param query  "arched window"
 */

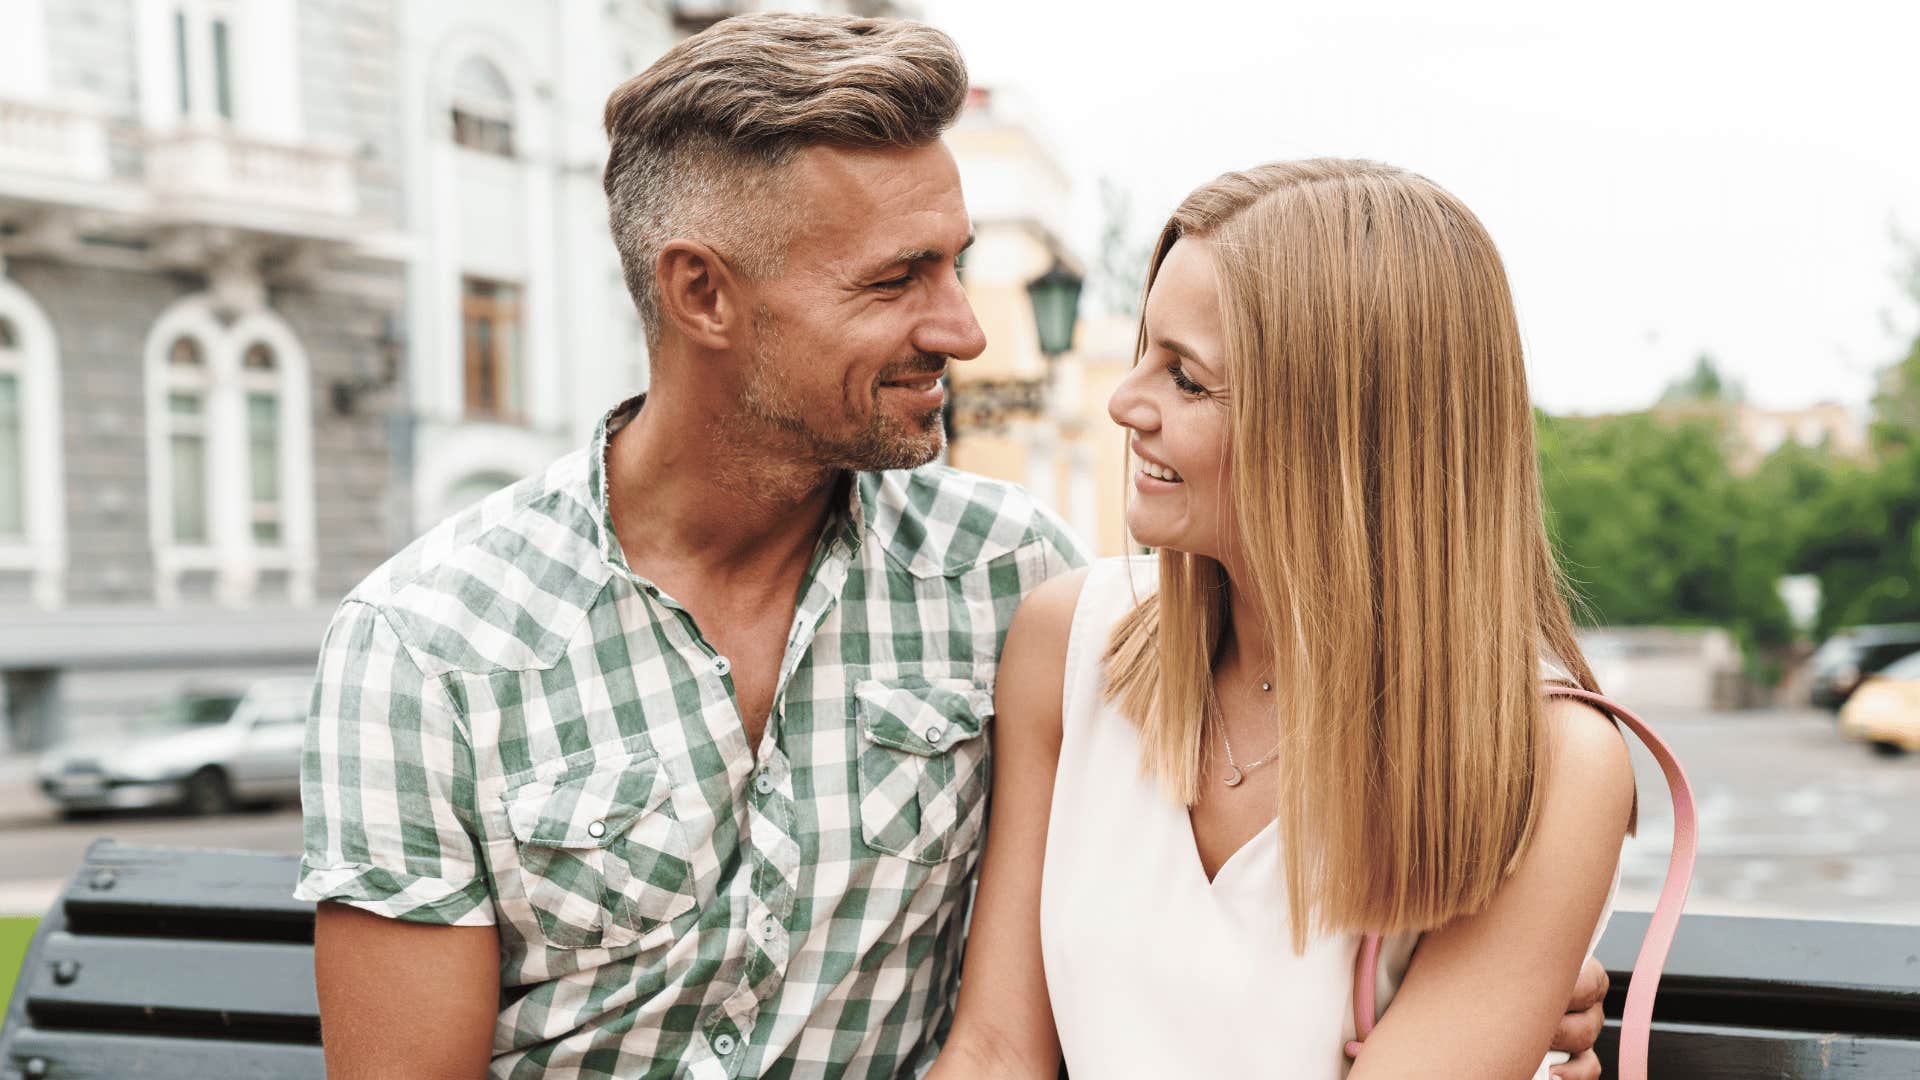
xmin=240 ymin=342 xmax=281 ymax=544
xmin=164 ymin=334 xmax=212 ymax=544
xmin=143 ymin=298 xmax=315 ymax=607
xmin=449 ymin=56 xmax=514 ymax=156
xmin=0 ymin=276 xmax=65 ymax=608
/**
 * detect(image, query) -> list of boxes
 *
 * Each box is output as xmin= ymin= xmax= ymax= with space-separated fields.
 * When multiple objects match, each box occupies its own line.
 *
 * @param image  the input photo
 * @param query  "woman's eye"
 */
xmin=1166 ymin=362 xmax=1208 ymax=397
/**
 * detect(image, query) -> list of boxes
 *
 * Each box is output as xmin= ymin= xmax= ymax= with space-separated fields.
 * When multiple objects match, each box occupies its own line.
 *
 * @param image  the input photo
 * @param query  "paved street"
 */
xmin=0 ymin=708 xmax=1915 ymax=923
xmin=1616 ymin=707 xmax=1920 ymax=923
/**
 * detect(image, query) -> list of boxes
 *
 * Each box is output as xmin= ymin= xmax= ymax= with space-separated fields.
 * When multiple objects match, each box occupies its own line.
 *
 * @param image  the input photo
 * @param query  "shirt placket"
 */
xmin=717 ymin=530 xmax=856 ymax=1075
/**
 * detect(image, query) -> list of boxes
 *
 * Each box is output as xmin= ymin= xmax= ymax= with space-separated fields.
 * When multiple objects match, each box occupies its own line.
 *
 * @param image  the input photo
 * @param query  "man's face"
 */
xmin=737 ymin=140 xmax=986 ymax=472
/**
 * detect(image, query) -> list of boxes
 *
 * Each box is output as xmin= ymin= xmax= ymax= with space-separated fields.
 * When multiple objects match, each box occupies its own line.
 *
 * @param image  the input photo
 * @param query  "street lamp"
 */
xmin=1025 ymin=259 xmax=1084 ymax=360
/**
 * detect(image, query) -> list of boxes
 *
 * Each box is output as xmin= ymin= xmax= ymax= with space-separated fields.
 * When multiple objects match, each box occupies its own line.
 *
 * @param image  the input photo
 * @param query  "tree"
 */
xmin=1658 ymin=352 xmax=1745 ymax=405
xmin=1091 ymin=177 xmax=1152 ymax=318
xmin=1538 ymin=409 xmax=1792 ymax=664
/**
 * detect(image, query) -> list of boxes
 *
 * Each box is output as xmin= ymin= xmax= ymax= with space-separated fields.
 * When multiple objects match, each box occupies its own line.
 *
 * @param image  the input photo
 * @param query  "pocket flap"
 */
xmin=856 ymin=677 xmax=992 ymax=757
xmin=504 ymin=755 xmax=673 ymax=848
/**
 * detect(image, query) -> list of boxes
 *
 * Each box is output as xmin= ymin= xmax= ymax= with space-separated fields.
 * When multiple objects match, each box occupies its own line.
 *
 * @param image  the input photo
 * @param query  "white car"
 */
xmin=37 ymin=677 xmax=312 ymax=816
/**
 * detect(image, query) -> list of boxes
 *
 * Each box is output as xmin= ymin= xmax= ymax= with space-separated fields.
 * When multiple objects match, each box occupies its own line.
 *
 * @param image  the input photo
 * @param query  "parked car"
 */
xmin=1807 ymin=624 xmax=1920 ymax=710
xmin=36 ymin=677 xmax=312 ymax=816
xmin=1839 ymin=650 xmax=1920 ymax=756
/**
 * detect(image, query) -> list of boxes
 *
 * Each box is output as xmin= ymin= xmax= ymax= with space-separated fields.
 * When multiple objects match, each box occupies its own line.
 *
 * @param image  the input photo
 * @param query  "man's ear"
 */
xmin=655 ymin=239 xmax=747 ymax=350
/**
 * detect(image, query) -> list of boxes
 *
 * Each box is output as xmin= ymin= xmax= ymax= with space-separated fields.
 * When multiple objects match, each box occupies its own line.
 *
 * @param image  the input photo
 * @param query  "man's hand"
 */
xmin=1547 ymin=956 xmax=1610 ymax=1080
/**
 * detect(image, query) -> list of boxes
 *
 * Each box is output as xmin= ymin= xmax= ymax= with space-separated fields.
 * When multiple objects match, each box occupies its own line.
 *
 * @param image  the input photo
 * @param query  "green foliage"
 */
xmin=1539 ymin=410 xmax=1791 ymax=659
xmin=1539 ymin=398 xmax=1920 ymax=671
xmin=1659 ymin=353 xmax=1745 ymax=405
xmin=1540 ymin=244 xmax=1920 ymax=673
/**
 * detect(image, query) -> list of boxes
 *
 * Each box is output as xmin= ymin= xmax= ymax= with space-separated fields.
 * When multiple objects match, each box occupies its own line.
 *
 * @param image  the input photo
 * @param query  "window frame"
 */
xmin=461 ymin=277 xmax=524 ymax=423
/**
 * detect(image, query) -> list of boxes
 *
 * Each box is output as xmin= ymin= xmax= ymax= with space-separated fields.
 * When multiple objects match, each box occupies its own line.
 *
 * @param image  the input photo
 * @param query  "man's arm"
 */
xmin=315 ymin=903 xmax=500 ymax=1080
xmin=297 ymin=600 xmax=502 ymax=1077
xmin=929 ymin=568 xmax=1088 ymax=1080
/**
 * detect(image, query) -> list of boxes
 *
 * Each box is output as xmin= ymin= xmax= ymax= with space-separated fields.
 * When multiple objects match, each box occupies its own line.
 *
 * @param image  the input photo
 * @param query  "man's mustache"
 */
xmin=876 ymin=355 xmax=950 ymax=384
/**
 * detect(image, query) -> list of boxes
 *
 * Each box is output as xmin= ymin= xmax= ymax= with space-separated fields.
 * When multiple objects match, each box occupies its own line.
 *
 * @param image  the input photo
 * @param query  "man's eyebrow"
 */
xmin=858 ymin=233 xmax=976 ymax=279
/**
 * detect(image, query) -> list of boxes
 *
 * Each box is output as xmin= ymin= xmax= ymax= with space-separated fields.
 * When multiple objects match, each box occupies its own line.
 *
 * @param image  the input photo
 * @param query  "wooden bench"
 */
xmin=1593 ymin=910 xmax=1920 ymax=1078
xmin=4 ymin=843 xmax=1918 ymax=1078
xmin=0 ymin=840 xmax=321 ymax=1080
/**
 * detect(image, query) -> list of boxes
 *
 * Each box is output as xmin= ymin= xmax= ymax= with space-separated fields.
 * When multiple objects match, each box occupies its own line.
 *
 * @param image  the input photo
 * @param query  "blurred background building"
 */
xmin=0 ymin=0 xmax=905 ymax=753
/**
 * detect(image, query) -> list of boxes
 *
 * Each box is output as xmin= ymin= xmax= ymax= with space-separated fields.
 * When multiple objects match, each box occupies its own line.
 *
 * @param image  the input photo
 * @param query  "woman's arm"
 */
xmin=1348 ymin=698 xmax=1636 ymax=1080
xmin=928 ymin=568 xmax=1089 ymax=1080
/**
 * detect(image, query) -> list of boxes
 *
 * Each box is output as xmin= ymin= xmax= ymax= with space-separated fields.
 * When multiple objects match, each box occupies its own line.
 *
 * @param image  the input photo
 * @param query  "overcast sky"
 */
xmin=920 ymin=0 xmax=1920 ymax=415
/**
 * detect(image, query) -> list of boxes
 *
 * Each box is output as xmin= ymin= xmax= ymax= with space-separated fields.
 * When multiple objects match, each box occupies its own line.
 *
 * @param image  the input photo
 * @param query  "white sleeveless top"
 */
xmin=1039 ymin=557 xmax=1610 ymax=1078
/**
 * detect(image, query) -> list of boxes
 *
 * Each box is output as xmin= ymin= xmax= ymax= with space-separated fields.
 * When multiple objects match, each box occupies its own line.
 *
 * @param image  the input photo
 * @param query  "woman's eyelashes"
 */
xmin=1166 ymin=361 xmax=1210 ymax=398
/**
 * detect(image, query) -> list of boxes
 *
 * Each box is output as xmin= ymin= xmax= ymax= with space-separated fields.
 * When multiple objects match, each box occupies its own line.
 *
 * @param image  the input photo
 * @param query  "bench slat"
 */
xmin=1598 ymin=912 xmax=1920 ymax=1003
xmin=60 ymin=841 xmax=311 ymax=929
xmin=25 ymin=931 xmax=319 ymax=1033
xmin=1597 ymin=1020 xmax=1920 ymax=1079
xmin=3 ymin=1029 xmax=324 ymax=1080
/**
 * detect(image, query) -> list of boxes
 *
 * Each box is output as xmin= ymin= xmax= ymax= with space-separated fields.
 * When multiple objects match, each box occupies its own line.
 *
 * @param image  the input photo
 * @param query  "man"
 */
xmin=297 ymin=13 xmax=1609 ymax=1079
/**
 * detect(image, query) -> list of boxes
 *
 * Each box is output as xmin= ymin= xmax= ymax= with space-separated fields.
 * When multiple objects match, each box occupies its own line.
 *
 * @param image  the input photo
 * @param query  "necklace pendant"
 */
xmin=1223 ymin=764 xmax=1244 ymax=787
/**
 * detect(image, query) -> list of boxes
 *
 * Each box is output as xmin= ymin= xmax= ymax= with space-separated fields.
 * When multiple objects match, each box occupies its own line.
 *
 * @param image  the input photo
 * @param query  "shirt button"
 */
xmin=587 ymin=820 xmax=606 ymax=839
xmin=712 ymin=1033 xmax=737 ymax=1055
xmin=754 ymin=772 xmax=775 ymax=796
xmin=761 ymin=918 xmax=780 ymax=940
xmin=712 ymin=654 xmax=731 ymax=677
xmin=924 ymin=725 xmax=944 ymax=745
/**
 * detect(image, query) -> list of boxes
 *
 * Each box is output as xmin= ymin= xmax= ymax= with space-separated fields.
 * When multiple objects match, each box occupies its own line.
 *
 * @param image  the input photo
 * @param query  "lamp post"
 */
xmin=1025 ymin=259 xmax=1085 ymax=361
xmin=1022 ymin=259 xmax=1084 ymax=516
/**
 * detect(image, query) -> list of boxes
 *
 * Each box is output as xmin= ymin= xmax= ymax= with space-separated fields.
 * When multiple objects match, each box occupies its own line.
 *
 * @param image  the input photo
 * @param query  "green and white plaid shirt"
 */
xmin=296 ymin=397 xmax=1086 ymax=1078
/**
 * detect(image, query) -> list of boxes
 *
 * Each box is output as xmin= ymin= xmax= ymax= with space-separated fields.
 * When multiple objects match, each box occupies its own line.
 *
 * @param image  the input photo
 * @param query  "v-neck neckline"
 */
xmin=1185 ymin=809 xmax=1279 ymax=887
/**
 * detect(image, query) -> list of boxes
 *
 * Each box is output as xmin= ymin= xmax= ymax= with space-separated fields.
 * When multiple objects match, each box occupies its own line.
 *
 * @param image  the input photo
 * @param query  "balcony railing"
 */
xmin=0 ymin=98 xmax=110 ymax=184
xmin=145 ymin=128 xmax=358 ymax=221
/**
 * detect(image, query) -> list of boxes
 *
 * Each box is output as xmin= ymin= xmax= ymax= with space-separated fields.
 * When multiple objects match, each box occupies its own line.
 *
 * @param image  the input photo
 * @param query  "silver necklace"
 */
xmin=1214 ymin=676 xmax=1279 ymax=788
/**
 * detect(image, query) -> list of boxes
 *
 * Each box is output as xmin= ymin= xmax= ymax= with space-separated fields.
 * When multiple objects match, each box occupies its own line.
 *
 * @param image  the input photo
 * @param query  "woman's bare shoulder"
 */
xmin=1541 ymin=693 xmax=1637 ymax=834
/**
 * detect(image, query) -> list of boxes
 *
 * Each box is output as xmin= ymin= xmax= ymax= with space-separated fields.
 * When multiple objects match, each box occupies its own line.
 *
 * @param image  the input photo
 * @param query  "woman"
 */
xmin=930 ymin=160 xmax=1635 ymax=1078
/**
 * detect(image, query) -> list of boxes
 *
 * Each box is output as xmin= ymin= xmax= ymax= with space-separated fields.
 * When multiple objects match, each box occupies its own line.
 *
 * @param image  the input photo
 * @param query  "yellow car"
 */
xmin=1839 ymin=650 xmax=1920 ymax=755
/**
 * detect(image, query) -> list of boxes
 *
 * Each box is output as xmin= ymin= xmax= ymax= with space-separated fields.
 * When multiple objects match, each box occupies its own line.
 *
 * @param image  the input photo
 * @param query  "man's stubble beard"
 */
xmin=739 ymin=307 xmax=947 ymax=473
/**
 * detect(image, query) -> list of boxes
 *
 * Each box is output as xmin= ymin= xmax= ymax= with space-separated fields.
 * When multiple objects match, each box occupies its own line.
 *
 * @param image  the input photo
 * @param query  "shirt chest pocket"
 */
xmin=854 ymin=677 xmax=993 ymax=865
xmin=501 ymin=753 xmax=696 ymax=951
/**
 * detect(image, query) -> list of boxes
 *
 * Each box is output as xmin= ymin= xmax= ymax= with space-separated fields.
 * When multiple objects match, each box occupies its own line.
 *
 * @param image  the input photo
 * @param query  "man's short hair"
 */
xmin=603 ymin=13 xmax=969 ymax=345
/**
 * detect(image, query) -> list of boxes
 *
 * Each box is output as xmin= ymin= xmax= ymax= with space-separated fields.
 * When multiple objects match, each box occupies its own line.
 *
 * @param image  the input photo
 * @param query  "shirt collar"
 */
xmin=588 ymin=394 xmax=868 ymax=584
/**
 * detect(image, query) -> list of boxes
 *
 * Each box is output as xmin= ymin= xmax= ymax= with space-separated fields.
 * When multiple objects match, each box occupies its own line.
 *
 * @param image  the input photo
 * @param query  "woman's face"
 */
xmin=1108 ymin=236 xmax=1234 ymax=561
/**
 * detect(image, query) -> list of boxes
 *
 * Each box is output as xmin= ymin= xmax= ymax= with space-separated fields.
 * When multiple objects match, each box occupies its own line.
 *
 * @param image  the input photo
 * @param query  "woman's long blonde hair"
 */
xmin=1104 ymin=159 xmax=1600 ymax=949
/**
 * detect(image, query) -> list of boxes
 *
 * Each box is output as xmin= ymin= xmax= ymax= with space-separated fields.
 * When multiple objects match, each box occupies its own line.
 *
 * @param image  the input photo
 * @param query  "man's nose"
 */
xmin=915 ymin=272 xmax=988 ymax=362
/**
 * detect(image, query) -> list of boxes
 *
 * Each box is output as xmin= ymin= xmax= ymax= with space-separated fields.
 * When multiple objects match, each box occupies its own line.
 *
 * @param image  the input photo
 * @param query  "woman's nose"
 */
xmin=1108 ymin=364 xmax=1158 ymax=432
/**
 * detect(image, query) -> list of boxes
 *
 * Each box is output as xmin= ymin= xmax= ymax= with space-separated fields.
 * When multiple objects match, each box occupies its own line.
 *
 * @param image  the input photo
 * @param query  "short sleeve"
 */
xmin=294 ymin=600 xmax=495 ymax=926
xmin=1027 ymin=500 xmax=1093 ymax=577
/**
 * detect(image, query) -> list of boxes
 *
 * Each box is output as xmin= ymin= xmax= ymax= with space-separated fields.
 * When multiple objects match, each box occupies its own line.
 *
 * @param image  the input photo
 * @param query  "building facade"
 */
xmin=945 ymin=87 xmax=1136 ymax=557
xmin=401 ymin=0 xmax=908 ymax=527
xmin=0 ymin=0 xmax=412 ymax=749
xmin=0 ymin=0 xmax=954 ymax=753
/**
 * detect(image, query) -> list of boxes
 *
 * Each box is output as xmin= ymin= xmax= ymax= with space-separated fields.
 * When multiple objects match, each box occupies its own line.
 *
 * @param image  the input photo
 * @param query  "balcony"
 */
xmin=0 ymin=97 xmax=111 ymax=193
xmin=144 ymin=127 xmax=359 ymax=235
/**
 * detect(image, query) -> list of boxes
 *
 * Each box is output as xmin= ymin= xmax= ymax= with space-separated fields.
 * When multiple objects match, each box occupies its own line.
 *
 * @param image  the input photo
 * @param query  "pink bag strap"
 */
xmin=1343 ymin=686 xmax=1698 ymax=1080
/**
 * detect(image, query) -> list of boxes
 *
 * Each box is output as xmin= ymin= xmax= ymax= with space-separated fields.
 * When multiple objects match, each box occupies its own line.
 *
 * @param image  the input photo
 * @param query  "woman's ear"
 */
xmin=655 ymin=239 xmax=746 ymax=351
